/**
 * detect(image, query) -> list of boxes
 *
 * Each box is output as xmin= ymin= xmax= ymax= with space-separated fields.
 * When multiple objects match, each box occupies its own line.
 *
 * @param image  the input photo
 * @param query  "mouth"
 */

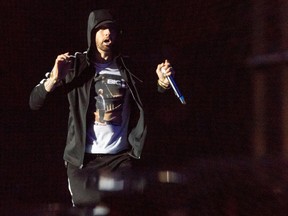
xmin=103 ymin=39 xmax=112 ymax=46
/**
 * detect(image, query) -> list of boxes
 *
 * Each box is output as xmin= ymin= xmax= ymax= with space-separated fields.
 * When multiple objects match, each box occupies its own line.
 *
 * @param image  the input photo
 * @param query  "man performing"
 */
xmin=29 ymin=9 xmax=174 ymax=207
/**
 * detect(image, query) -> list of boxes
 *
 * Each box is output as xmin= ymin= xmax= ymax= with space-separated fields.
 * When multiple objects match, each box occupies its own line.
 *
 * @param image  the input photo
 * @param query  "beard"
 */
xmin=96 ymin=40 xmax=113 ymax=53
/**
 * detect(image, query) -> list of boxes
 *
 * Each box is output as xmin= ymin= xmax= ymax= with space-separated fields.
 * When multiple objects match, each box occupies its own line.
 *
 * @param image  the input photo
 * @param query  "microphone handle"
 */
xmin=167 ymin=76 xmax=186 ymax=105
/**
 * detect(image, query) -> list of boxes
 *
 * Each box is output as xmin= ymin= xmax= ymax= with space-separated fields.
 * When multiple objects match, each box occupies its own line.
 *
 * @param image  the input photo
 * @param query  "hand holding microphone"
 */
xmin=157 ymin=60 xmax=186 ymax=105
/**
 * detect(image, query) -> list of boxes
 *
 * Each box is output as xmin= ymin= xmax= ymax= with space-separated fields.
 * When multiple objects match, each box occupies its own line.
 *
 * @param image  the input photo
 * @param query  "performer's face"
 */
xmin=95 ymin=25 xmax=117 ymax=53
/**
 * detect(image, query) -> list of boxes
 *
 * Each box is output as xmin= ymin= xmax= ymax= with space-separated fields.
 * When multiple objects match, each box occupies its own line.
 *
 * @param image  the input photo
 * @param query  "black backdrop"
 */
xmin=1 ymin=0 xmax=253 ymax=206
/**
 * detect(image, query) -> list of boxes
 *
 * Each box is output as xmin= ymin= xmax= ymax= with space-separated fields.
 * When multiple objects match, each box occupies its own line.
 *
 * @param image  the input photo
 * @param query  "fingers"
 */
xmin=160 ymin=60 xmax=173 ymax=77
xmin=56 ymin=52 xmax=73 ymax=63
xmin=51 ymin=52 xmax=73 ymax=80
xmin=156 ymin=60 xmax=171 ymax=78
xmin=157 ymin=60 xmax=171 ymax=71
xmin=156 ymin=62 xmax=165 ymax=73
xmin=161 ymin=67 xmax=173 ymax=76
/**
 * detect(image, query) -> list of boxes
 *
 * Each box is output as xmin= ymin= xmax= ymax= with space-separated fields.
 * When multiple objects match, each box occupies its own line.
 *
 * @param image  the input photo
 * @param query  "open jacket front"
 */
xmin=29 ymin=53 xmax=147 ymax=168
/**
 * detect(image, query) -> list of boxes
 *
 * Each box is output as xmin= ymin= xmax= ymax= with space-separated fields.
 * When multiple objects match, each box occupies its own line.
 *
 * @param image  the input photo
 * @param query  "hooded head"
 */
xmin=87 ymin=9 xmax=120 ymax=63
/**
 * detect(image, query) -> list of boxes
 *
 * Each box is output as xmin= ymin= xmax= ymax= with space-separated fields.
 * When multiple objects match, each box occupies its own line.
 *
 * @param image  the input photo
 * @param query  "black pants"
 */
xmin=67 ymin=151 xmax=132 ymax=207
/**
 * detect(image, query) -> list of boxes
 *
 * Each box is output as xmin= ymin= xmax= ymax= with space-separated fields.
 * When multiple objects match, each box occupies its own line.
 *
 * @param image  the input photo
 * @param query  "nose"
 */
xmin=104 ymin=28 xmax=111 ymax=36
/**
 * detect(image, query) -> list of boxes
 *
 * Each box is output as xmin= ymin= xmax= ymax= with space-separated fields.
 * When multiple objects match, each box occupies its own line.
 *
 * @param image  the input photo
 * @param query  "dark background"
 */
xmin=2 ymin=0 xmax=288 ymax=214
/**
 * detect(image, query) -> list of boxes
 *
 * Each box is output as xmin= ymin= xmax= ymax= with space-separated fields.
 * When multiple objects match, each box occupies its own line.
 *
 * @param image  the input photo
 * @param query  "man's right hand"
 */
xmin=45 ymin=52 xmax=73 ymax=92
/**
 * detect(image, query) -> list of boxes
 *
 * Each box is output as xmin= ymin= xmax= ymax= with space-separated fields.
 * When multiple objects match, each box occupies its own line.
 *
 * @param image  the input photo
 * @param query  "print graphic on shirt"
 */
xmin=94 ymin=74 xmax=127 ymax=126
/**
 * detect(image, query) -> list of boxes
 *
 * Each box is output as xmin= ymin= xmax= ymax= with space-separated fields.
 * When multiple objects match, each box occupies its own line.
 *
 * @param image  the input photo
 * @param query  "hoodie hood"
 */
xmin=87 ymin=9 xmax=117 ymax=63
xmin=87 ymin=9 xmax=116 ymax=47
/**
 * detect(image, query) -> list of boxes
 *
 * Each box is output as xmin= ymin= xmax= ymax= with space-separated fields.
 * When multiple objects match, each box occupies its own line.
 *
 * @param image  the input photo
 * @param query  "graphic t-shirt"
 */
xmin=85 ymin=59 xmax=130 ymax=154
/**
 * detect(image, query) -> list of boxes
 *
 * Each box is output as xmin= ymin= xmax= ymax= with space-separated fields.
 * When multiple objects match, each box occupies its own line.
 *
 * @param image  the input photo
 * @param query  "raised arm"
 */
xmin=29 ymin=52 xmax=73 ymax=110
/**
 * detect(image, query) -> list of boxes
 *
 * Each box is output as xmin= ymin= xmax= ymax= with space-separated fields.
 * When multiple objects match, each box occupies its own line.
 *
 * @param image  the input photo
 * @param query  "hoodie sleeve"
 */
xmin=29 ymin=73 xmax=51 ymax=110
xmin=157 ymin=84 xmax=169 ymax=93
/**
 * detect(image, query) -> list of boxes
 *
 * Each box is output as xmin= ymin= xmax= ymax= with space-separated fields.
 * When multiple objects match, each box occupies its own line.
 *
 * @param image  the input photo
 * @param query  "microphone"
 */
xmin=162 ymin=68 xmax=186 ymax=105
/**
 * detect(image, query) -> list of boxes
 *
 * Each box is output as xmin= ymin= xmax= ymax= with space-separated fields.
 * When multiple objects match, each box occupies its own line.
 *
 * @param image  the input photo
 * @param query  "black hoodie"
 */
xmin=29 ymin=9 xmax=147 ymax=168
xmin=86 ymin=9 xmax=119 ymax=64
